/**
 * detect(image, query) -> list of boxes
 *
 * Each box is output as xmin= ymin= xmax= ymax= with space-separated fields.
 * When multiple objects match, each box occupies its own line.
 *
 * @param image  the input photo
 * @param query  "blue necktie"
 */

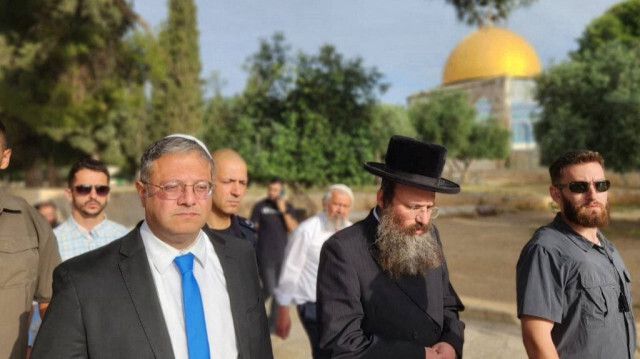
xmin=174 ymin=253 xmax=210 ymax=359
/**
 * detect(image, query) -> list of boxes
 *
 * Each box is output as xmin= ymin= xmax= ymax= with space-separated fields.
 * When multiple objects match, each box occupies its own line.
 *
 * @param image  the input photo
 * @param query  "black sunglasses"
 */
xmin=73 ymin=184 xmax=110 ymax=196
xmin=554 ymin=180 xmax=610 ymax=194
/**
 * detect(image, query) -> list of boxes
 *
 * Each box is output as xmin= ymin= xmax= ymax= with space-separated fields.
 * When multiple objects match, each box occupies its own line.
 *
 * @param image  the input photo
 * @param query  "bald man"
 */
xmin=207 ymin=149 xmax=256 ymax=246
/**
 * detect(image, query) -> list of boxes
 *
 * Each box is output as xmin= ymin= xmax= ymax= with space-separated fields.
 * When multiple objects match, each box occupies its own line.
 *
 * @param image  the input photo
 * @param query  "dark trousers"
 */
xmin=297 ymin=302 xmax=321 ymax=359
xmin=257 ymin=259 xmax=282 ymax=329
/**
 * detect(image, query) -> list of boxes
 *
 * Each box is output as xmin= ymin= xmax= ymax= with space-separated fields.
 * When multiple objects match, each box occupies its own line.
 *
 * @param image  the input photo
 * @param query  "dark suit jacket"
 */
xmin=31 ymin=223 xmax=273 ymax=359
xmin=317 ymin=210 xmax=465 ymax=359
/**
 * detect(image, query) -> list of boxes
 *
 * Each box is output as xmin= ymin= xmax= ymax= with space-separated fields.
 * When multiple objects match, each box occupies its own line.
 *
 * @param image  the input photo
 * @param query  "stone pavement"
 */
xmin=272 ymin=300 xmax=640 ymax=358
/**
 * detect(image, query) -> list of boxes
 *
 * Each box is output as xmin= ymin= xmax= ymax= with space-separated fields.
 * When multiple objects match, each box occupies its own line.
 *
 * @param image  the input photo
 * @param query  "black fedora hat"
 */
xmin=364 ymin=136 xmax=460 ymax=194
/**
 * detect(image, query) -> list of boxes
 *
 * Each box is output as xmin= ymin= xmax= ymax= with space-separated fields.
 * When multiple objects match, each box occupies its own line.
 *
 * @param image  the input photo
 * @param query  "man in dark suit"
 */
xmin=317 ymin=136 xmax=465 ymax=359
xmin=32 ymin=135 xmax=273 ymax=359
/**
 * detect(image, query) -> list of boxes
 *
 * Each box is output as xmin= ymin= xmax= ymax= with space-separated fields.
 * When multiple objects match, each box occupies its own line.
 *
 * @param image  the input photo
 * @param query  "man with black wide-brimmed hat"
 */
xmin=317 ymin=135 xmax=465 ymax=359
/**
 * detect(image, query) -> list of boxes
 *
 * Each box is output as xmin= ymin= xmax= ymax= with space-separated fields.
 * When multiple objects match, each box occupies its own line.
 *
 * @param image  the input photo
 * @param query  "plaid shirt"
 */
xmin=54 ymin=216 xmax=129 ymax=261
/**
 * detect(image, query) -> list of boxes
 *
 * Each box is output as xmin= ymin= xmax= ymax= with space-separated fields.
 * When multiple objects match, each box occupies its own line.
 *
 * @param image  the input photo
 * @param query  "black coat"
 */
xmin=317 ymin=210 xmax=465 ymax=358
xmin=32 ymin=223 xmax=273 ymax=359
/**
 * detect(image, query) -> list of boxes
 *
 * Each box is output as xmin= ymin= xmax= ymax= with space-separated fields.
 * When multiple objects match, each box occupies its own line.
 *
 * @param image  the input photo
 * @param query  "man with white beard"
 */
xmin=274 ymin=184 xmax=353 ymax=359
xmin=517 ymin=150 xmax=636 ymax=359
xmin=317 ymin=136 xmax=464 ymax=359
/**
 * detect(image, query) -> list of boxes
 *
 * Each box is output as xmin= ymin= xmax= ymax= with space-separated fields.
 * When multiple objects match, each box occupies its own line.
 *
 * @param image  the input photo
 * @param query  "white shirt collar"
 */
xmin=373 ymin=206 xmax=381 ymax=222
xmin=140 ymin=221 xmax=208 ymax=274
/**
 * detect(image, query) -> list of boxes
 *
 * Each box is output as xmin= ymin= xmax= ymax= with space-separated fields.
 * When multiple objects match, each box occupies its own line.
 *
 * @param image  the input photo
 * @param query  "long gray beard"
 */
xmin=375 ymin=208 xmax=443 ymax=279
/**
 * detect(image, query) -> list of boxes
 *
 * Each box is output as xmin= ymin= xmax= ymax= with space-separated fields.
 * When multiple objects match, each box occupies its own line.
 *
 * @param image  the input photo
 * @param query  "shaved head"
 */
xmin=208 ymin=148 xmax=249 ymax=228
xmin=211 ymin=149 xmax=247 ymax=172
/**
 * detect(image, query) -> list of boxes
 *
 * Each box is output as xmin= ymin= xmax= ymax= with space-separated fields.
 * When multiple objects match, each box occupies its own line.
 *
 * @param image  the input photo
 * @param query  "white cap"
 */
xmin=165 ymin=134 xmax=212 ymax=158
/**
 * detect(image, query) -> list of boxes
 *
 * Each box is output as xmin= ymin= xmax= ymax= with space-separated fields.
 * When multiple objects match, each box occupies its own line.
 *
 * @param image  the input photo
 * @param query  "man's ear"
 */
xmin=0 ymin=148 xmax=12 ymax=170
xmin=65 ymin=187 xmax=73 ymax=202
xmin=135 ymin=181 xmax=147 ymax=207
xmin=549 ymin=185 xmax=561 ymax=204
xmin=376 ymin=189 xmax=384 ymax=209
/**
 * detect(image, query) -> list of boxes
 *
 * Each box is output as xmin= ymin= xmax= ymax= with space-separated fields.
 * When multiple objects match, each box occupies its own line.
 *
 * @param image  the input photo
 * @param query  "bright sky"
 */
xmin=132 ymin=0 xmax=620 ymax=105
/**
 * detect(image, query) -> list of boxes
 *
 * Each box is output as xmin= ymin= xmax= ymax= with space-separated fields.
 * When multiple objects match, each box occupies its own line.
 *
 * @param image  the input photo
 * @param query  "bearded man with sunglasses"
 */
xmin=27 ymin=159 xmax=127 ymax=355
xmin=54 ymin=158 xmax=128 ymax=261
xmin=517 ymin=150 xmax=636 ymax=359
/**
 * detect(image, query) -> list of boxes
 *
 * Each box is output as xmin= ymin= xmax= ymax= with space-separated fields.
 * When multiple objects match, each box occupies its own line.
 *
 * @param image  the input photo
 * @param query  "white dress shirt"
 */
xmin=140 ymin=221 xmax=238 ymax=359
xmin=275 ymin=212 xmax=352 ymax=305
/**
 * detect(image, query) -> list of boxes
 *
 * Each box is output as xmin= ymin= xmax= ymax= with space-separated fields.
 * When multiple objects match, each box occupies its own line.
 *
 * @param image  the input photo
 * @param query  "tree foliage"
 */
xmin=410 ymin=90 xmax=475 ymax=157
xmin=202 ymin=34 xmax=388 ymax=187
xmin=444 ymin=0 xmax=536 ymax=26
xmin=0 ymin=0 xmax=207 ymax=183
xmin=575 ymin=0 xmax=640 ymax=56
xmin=283 ymin=44 xmax=386 ymax=186
xmin=0 ymin=0 xmax=152 ymax=184
xmin=409 ymin=89 xmax=509 ymax=182
xmin=536 ymin=1 xmax=640 ymax=173
xmin=150 ymin=0 xmax=203 ymax=139
xmin=1 ymin=0 xmax=545 ymax=186
xmin=370 ymin=104 xmax=417 ymax=161
xmin=534 ymin=41 xmax=640 ymax=172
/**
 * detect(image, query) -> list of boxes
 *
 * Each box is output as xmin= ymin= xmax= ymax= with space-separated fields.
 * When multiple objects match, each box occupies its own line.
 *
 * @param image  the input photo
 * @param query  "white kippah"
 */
xmin=165 ymin=134 xmax=212 ymax=159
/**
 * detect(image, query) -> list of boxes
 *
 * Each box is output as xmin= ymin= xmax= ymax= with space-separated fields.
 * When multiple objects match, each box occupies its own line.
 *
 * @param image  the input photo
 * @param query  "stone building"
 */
xmin=409 ymin=25 xmax=542 ymax=168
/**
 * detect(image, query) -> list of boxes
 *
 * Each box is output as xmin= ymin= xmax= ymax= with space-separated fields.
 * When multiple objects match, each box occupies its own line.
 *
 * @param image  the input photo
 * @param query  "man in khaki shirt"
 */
xmin=0 ymin=121 xmax=61 ymax=359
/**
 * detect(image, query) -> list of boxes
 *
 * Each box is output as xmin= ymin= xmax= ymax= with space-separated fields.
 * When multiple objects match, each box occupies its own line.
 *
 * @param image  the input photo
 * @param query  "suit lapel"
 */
xmin=205 ymin=228 xmax=249 ymax=355
xmin=206 ymin=230 xmax=243 ymax=319
xmin=365 ymin=210 xmax=444 ymax=325
xmin=394 ymin=275 xmax=429 ymax=313
xmin=394 ymin=269 xmax=444 ymax=325
xmin=119 ymin=225 xmax=175 ymax=359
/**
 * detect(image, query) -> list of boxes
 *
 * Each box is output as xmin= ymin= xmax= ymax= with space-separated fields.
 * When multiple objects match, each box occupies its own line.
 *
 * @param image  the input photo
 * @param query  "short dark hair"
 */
xmin=269 ymin=177 xmax=284 ymax=185
xmin=0 ymin=120 xmax=6 ymax=150
xmin=67 ymin=158 xmax=110 ymax=188
xmin=139 ymin=136 xmax=214 ymax=184
xmin=380 ymin=178 xmax=397 ymax=207
xmin=549 ymin=150 xmax=605 ymax=185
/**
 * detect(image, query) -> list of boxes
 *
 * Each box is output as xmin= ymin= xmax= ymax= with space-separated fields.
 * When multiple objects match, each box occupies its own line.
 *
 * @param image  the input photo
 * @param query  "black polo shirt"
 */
xmin=208 ymin=215 xmax=256 ymax=248
xmin=250 ymin=198 xmax=294 ymax=264
xmin=516 ymin=213 xmax=636 ymax=359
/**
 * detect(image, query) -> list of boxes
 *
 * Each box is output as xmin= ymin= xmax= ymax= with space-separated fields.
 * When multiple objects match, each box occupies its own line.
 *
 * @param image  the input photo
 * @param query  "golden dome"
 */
xmin=442 ymin=26 xmax=542 ymax=85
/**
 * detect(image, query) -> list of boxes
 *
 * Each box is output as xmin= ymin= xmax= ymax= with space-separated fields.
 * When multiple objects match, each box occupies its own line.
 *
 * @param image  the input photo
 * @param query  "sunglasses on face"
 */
xmin=73 ymin=184 xmax=110 ymax=196
xmin=554 ymin=180 xmax=610 ymax=194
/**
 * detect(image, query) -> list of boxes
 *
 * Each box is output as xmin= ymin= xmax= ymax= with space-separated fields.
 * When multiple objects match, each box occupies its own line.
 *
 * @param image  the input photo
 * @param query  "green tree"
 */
xmin=200 ymin=94 xmax=237 ymax=150
xmin=457 ymin=117 xmax=510 ymax=177
xmin=576 ymin=0 xmax=640 ymax=56
xmin=534 ymin=0 xmax=640 ymax=174
xmin=0 ymin=0 xmax=150 ymax=184
xmin=444 ymin=0 xmax=536 ymax=26
xmin=280 ymin=44 xmax=386 ymax=187
xmin=241 ymin=32 xmax=292 ymax=133
xmin=410 ymin=90 xmax=475 ymax=156
xmin=225 ymin=34 xmax=387 ymax=187
xmin=150 ymin=0 xmax=203 ymax=139
xmin=201 ymin=33 xmax=293 ymax=177
xmin=370 ymin=104 xmax=416 ymax=161
xmin=535 ymin=41 xmax=640 ymax=172
xmin=409 ymin=89 xmax=509 ymax=182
